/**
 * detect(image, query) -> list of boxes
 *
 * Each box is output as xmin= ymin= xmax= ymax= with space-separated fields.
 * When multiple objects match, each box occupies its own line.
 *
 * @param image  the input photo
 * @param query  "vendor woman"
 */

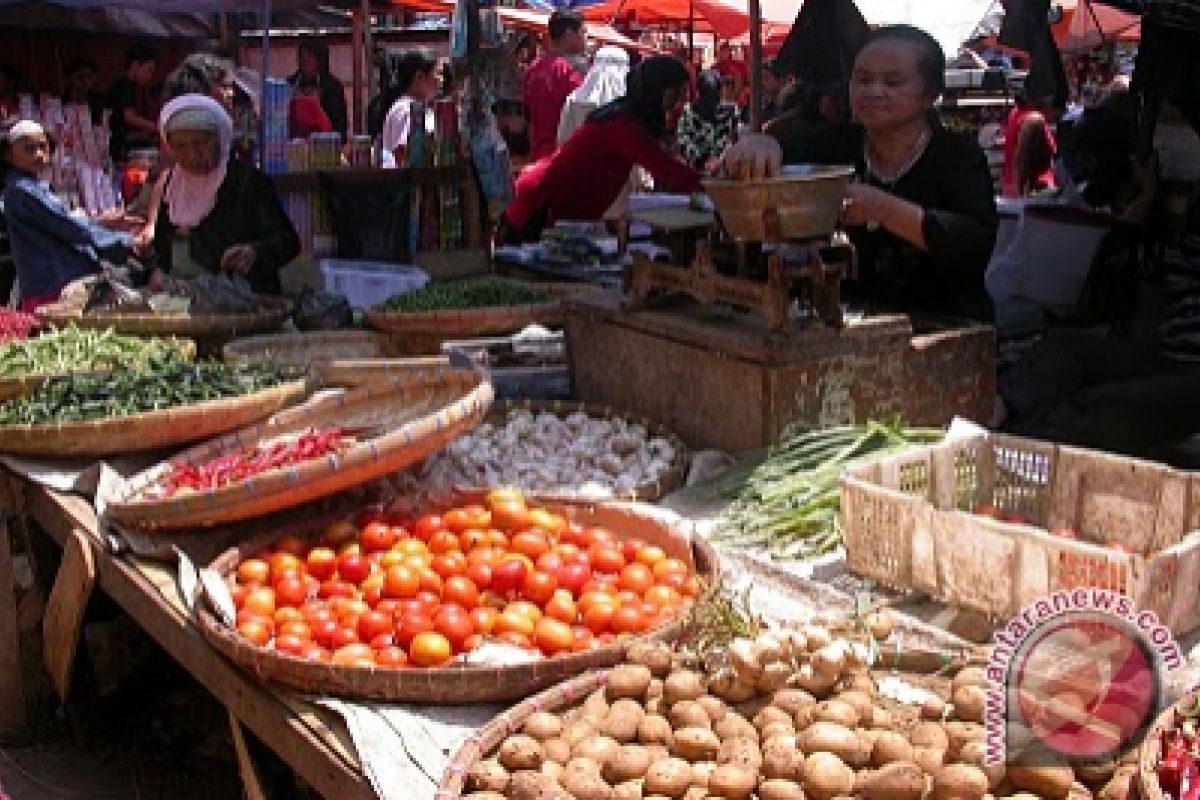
xmin=2 ymin=120 xmax=133 ymax=311
xmin=150 ymin=95 xmax=299 ymax=296
xmin=724 ymin=25 xmax=998 ymax=322
xmin=500 ymin=55 xmax=703 ymax=244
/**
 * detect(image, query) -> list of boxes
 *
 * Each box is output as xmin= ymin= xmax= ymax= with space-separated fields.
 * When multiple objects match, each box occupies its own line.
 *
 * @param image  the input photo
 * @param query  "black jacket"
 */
xmin=152 ymin=160 xmax=299 ymax=296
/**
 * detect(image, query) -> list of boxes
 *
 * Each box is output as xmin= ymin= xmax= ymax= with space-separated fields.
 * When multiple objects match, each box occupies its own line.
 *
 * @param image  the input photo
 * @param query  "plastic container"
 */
xmin=318 ymin=259 xmax=429 ymax=310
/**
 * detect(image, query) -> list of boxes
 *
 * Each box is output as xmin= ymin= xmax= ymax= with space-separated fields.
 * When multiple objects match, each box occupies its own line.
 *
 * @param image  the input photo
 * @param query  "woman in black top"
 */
xmin=289 ymin=40 xmax=349 ymax=141
xmin=150 ymin=95 xmax=298 ymax=296
xmin=724 ymin=25 xmax=997 ymax=323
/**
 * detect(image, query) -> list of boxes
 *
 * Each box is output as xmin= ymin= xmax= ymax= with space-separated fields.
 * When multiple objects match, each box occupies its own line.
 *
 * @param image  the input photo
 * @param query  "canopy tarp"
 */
xmin=1053 ymin=0 xmax=1141 ymax=51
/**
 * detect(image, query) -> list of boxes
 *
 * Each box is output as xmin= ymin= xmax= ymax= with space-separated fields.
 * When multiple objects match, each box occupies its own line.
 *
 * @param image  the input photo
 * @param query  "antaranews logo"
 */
xmin=983 ymin=589 xmax=1183 ymax=767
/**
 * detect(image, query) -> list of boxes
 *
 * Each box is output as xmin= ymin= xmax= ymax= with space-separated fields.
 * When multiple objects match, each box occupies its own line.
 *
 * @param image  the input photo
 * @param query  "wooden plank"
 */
xmin=19 ymin=481 xmax=373 ymax=800
xmin=0 ymin=504 xmax=27 ymax=741
xmin=229 ymin=711 xmax=269 ymax=800
xmin=42 ymin=528 xmax=96 ymax=703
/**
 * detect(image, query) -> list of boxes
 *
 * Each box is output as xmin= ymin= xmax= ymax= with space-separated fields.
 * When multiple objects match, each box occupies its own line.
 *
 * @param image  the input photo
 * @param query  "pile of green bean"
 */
xmin=709 ymin=419 xmax=944 ymax=560
xmin=0 ymin=327 xmax=191 ymax=378
xmin=375 ymin=278 xmax=549 ymax=312
xmin=0 ymin=362 xmax=291 ymax=425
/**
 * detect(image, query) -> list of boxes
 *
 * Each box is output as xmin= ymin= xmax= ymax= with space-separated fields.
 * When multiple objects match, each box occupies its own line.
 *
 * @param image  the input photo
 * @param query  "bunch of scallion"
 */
xmin=708 ymin=418 xmax=943 ymax=560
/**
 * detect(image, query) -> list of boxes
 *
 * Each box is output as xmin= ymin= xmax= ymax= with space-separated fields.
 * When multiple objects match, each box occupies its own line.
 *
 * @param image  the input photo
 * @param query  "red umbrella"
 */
xmin=1053 ymin=0 xmax=1140 ymax=51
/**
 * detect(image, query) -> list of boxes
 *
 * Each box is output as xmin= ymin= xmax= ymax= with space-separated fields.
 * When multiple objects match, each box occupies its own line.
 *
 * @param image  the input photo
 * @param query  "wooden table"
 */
xmin=0 ymin=473 xmax=375 ymax=799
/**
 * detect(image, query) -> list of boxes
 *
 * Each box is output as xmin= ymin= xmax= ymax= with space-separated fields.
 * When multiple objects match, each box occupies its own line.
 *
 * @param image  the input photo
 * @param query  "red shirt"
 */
xmin=523 ymin=55 xmax=583 ymax=161
xmin=505 ymin=115 xmax=702 ymax=229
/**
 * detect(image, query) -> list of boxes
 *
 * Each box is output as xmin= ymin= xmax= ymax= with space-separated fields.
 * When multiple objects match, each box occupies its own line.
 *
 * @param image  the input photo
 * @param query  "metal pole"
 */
xmin=364 ymin=0 xmax=375 ymax=137
xmin=747 ymin=0 xmax=763 ymax=131
xmin=260 ymin=0 xmax=271 ymax=170
xmin=352 ymin=6 xmax=364 ymax=136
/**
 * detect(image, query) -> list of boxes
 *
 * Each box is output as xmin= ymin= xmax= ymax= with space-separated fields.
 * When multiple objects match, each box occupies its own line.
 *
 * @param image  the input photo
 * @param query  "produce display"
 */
xmin=709 ymin=420 xmax=943 ymax=559
xmin=375 ymin=278 xmax=549 ymax=313
xmin=0 ymin=361 xmax=291 ymax=425
xmin=0 ymin=326 xmax=191 ymax=378
xmin=149 ymin=427 xmax=351 ymax=497
xmin=0 ymin=309 xmax=39 ymax=343
xmin=1156 ymin=699 xmax=1200 ymax=800
xmin=392 ymin=409 xmax=680 ymax=501
xmin=464 ymin=605 xmax=1129 ymax=800
xmin=224 ymin=490 xmax=701 ymax=668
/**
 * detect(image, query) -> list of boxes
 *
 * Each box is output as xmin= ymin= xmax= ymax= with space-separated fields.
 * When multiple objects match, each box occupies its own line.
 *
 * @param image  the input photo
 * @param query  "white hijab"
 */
xmin=557 ymin=46 xmax=630 ymax=145
xmin=159 ymin=94 xmax=234 ymax=229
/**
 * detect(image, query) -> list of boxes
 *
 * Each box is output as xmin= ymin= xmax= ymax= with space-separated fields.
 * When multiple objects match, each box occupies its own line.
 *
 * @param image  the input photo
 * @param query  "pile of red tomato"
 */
xmin=227 ymin=489 xmax=702 ymax=669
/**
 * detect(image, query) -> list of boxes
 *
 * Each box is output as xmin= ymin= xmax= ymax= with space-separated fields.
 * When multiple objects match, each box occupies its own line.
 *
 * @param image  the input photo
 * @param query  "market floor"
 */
xmin=0 ymin=650 xmax=245 ymax=800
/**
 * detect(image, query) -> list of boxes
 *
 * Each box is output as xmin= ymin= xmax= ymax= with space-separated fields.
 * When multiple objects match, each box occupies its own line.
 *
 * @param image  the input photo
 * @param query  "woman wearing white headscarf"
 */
xmin=150 ymin=94 xmax=298 ymax=295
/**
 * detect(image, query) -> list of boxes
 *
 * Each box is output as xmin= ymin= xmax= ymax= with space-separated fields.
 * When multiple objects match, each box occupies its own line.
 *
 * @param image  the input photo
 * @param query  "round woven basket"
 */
xmin=106 ymin=368 xmax=495 ymax=531
xmin=0 ymin=378 xmax=310 ymax=457
xmin=0 ymin=337 xmax=197 ymax=403
xmin=222 ymin=330 xmax=450 ymax=386
xmin=194 ymin=498 xmax=719 ymax=703
xmin=462 ymin=398 xmax=690 ymax=503
xmin=37 ymin=297 xmax=291 ymax=353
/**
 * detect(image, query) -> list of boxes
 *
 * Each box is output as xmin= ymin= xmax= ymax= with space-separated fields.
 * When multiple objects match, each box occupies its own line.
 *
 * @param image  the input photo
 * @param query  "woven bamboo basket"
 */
xmin=194 ymin=498 xmax=718 ymax=703
xmin=0 ymin=378 xmax=310 ymax=457
xmin=222 ymin=330 xmax=450 ymax=387
xmin=36 ymin=297 xmax=291 ymax=353
xmin=105 ymin=368 xmax=495 ymax=530
xmin=841 ymin=431 xmax=1200 ymax=634
xmin=461 ymin=398 xmax=690 ymax=503
xmin=0 ymin=337 xmax=197 ymax=403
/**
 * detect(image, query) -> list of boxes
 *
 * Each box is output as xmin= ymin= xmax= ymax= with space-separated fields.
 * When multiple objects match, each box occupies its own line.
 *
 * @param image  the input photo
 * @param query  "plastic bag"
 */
xmin=293 ymin=287 xmax=353 ymax=331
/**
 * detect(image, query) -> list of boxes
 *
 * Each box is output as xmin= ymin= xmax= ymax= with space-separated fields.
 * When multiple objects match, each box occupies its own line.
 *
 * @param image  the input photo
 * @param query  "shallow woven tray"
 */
xmin=464 ymin=398 xmax=690 ymax=503
xmin=194 ymin=498 xmax=718 ymax=703
xmin=0 ymin=337 xmax=197 ymax=403
xmin=106 ymin=368 xmax=494 ymax=530
xmin=0 ymin=378 xmax=310 ymax=457
xmin=364 ymin=282 xmax=597 ymax=338
xmin=37 ymin=297 xmax=291 ymax=344
xmin=222 ymin=330 xmax=450 ymax=386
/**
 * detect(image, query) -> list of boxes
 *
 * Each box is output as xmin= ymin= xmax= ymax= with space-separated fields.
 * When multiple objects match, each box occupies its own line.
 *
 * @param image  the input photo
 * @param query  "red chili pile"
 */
xmin=159 ymin=427 xmax=348 ymax=495
xmin=0 ymin=310 xmax=39 ymax=343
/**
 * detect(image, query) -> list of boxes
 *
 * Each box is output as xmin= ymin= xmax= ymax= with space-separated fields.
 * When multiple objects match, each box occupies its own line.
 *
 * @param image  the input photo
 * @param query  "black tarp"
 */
xmin=774 ymin=0 xmax=870 ymax=88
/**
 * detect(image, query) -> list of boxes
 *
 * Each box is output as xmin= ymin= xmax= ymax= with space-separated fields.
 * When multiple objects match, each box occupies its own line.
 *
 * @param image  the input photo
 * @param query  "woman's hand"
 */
xmin=842 ymin=184 xmax=893 ymax=229
xmin=220 ymin=245 xmax=257 ymax=275
xmin=842 ymin=183 xmax=929 ymax=251
xmin=719 ymin=133 xmax=782 ymax=180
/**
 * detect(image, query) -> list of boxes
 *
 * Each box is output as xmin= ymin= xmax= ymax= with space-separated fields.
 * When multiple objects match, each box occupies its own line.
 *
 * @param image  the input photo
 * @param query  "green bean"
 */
xmin=375 ymin=278 xmax=549 ymax=312
xmin=0 ymin=326 xmax=191 ymax=378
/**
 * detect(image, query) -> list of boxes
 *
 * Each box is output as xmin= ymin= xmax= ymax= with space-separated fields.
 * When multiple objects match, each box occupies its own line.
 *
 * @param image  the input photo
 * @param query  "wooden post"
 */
xmin=42 ymin=529 xmax=96 ymax=704
xmin=747 ymin=0 xmax=763 ymax=132
xmin=0 ymin=502 xmax=27 ymax=741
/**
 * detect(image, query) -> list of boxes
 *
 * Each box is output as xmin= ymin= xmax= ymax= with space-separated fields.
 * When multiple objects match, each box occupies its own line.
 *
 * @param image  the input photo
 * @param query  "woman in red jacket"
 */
xmin=500 ymin=54 xmax=702 ymax=244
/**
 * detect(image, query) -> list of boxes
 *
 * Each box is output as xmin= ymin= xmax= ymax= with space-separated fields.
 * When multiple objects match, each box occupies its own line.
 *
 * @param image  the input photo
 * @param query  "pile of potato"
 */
xmin=460 ymin=619 xmax=1140 ymax=800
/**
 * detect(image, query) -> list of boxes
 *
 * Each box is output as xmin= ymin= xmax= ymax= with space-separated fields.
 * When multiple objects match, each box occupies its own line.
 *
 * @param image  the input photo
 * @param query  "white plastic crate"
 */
xmin=319 ymin=259 xmax=429 ymax=310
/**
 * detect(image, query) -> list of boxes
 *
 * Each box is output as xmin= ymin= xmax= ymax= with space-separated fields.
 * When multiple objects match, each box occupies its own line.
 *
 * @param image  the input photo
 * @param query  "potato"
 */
xmin=567 ymin=756 xmax=605 ymax=776
xmin=663 ymin=671 xmax=706 ymax=707
xmin=696 ymin=696 xmax=727 ymax=724
xmin=952 ymin=685 xmax=987 ymax=724
xmin=508 ymin=770 xmax=568 ymax=800
xmin=761 ymin=721 xmax=797 ymax=742
xmin=673 ymin=727 xmax=721 ymax=761
xmin=762 ymin=737 xmax=805 ymax=780
xmin=499 ymin=735 xmax=544 ymax=772
xmin=1097 ymin=767 xmax=1137 ymax=800
xmin=638 ymin=714 xmax=674 ymax=747
xmin=953 ymin=667 xmax=987 ymax=690
xmin=1069 ymin=782 xmax=1096 ymax=800
xmin=836 ymin=690 xmax=876 ymax=721
xmin=681 ymin=788 xmax=708 ymax=800
xmin=575 ymin=735 xmax=621 ymax=767
xmin=914 ymin=747 xmax=947 ymax=775
xmin=860 ymin=760 xmax=929 ymax=800
xmin=866 ymin=609 xmax=896 ymax=640
xmin=798 ymin=721 xmax=862 ymax=764
xmin=707 ymin=763 xmax=758 ymax=799
xmin=466 ymin=758 xmax=510 ymax=793
xmin=1007 ymin=763 xmax=1076 ymax=800
xmin=717 ymin=737 xmax=763 ymax=770
xmin=758 ymin=661 xmax=794 ymax=694
xmin=932 ymin=764 xmax=990 ymax=800
xmin=756 ymin=706 xmax=795 ymax=732
xmin=871 ymin=731 xmax=915 ymax=767
xmin=957 ymin=742 xmax=1005 ymax=790
xmin=816 ymin=700 xmax=861 ymax=729
xmin=525 ymin=711 xmax=565 ymax=742
xmin=605 ymin=700 xmax=646 ymax=743
xmin=871 ymin=707 xmax=896 ymax=730
xmin=562 ymin=766 xmax=615 ymax=800
xmin=543 ymin=738 xmax=572 ymax=765
xmin=669 ymin=700 xmax=710 ymax=731
xmin=690 ymin=760 xmax=716 ymax=788
xmin=607 ymin=664 xmax=655 ymax=702
xmin=713 ymin=714 xmax=759 ymax=743
xmin=644 ymin=757 xmax=693 ymax=798
xmin=644 ymin=697 xmax=665 ymax=716
xmin=564 ymin=719 xmax=599 ymax=746
xmin=759 ymin=778 xmax=807 ymax=800
xmin=845 ymin=674 xmax=878 ymax=696
xmin=647 ymin=679 xmax=664 ymax=700
xmin=923 ymin=696 xmax=949 ymax=721
xmin=772 ymin=688 xmax=817 ymax=717
xmin=803 ymin=751 xmax=855 ymax=799
xmin=613 ymin=778 xmax=645 ymax=800
xmin=627 ymin=641 xmax=674 ymax=677
xmin=910 ymin=722 xmax=950 ymax=751
xmin=462 ymin=792 xmax=507 ymax=800
xmin=645 ymin=744 xmax=671 ymax=765
xmin=802 ymin=625 xmax=834 ymax=652
xmin=812 ymin=643 xmax=847 ymax=680
xmin=1075 ymin=760 xmax=1118 ymax=789
xmin=944 ymin=722 xmax=984 ymax=761
xmin=794 ymin=663 xmax=839 ymax=699
xmin=584 ymin=688 xmax=612 ymax=722
xmin=708 ymin=670 xmax=758 ymax=704
xmin=541 ymin=760 xmax=565 ymax=783
xmin=605 ymin=744 xmax=653 ymax=784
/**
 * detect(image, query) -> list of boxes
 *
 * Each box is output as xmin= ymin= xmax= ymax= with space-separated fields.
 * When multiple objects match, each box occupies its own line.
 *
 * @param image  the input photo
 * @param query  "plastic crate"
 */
xmin=841 ymin=432 xmax=1200 ymax=634
xmin=319 ymin=259 xmax=429 ymax=310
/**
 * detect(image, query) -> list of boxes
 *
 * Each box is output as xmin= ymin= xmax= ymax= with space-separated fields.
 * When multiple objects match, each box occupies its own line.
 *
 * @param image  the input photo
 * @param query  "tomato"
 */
xmin=588 ymin=544 xmax=625 ymax=574
xmin=318 ymin=579 xmax=355 ymax=600
xmin=490 ymin=500 xmax=529 ymax=532
xmin=536 ymin=551 xmax=564 ymax=573
xmin=302 ymin=644 xmax=331 ymax=662
xmin=382 ymin=564 xmax=420 ymax=599
xmin=428 ymin=529 xmax=460 ymax=555
xmin=277 ymin=620 xmax=312 ymax=641
xmin=442 ymin=507 xmax=474 ymax=534
xmin=470 ymin=606 xmax=498 ymax=635
xmin=330 ymin=626 xmax=360 ymax=649
xmin=274 ymin=576 xmax=308 ymax=608
xmin=618 ymin=563 xmax=654 ymax=595
xmin=237 ymin=618 xmax=273 ymax=647
xmin=413 ymin=514 xmax=444 ymax=541
xmin=581 ymin=601 xmax=616 ymax=634
xmin=305 ymin=547 xmax=337 ymax=581
xmin=534 ymin=617 xmax=575 ymax=656
xmin=243 ymin=587 xmax=277 ymax=618
xmin=463 ymin=505 xmax=492 ymax=530
xmin=338 ymin=542 xmax=362 ymax=557
xmin=331 ymin=598 xmax=369 ymax=621
xmin=680 ymin=576 xmax=703 ymax=598
xmin=491 ymin=558 xmax=528 ymax=596
xmin=395 ymin=539 xmax=429 ymax=558
xmin=506 ymin=600 xmax=542 ymax=622
xmin=444 ymin=575 xmax=481 ymax=609
xmin=584 ymin=526 xmax=618 ymax=547
xmin=274 ymin=634 xmax=309 ymax=656
xmin=494 ymin=609 xmax=536 ymax=637
xmin=369 ymin=632 xmax=395 ymax=650
xmin=410 ymin=631 xmax=453 ymax=667
xmin=268 ymin=552 xmax=303 ymax=582
xmin=432 ymin=552 xmax=466 ymax=579
xmin=555 ymin=562 xmax=591 ymax=597
xmin=460 ymin=528 xmax=488 ymax=551
xmin=485 ymin=487 xmax=525 ymax=509
xmin=274 ymin=607 xmax=304 ymax=626
xmin=466 ymin=562 xmax=493 ymax=591
xmin=396 ymin=614 xmax=435 ymax=648
xmin=610 ymin=604 xmax=646 ymax=634
xmin=323 ymin=520 xmax=358 ymax=547
xmin=526 ymin=507 xmax=561 ymax=532
xmin=358 ymin=610 xmax=394 ymax=643
xmin=337 ymin=552 xmax=371 ymax=585
xmin=621 ymin=538 xmax=644 ymax=564
xmin=331 ymin=643 xmax=375 ymax=667
xmin=521 ymin=570 xmax=558 ymax=605
xmin=495 ymin=631 xmax=532 ymax=649
xmin=645 ymin=585 xmax=681 ymax=609
xmin=230 ymin=583 xmax=250 ymax=608
xmin=361 ymin=521 xmax=398 ymax=553
xmin=236 ymin=558 xmax=270 ymax=586
xmin=375 ymin=646 xmax=409 ymax=668
xmin=434 ymin=605 xmax=475 ymax=651
xmin=571 ymin=627 xmax=597 ymax=652
xmin=559 ymin=523 xmax=589 ymax=549
xmin=310 ymin=618 xmax=339 ymax=648
xmin=544 ymin=590 xmax=578 ymax=624
xmin=510 ymin=530 xmax=551 ymax=561
xmin=482 ymin=529 xmax=509 ymax=550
